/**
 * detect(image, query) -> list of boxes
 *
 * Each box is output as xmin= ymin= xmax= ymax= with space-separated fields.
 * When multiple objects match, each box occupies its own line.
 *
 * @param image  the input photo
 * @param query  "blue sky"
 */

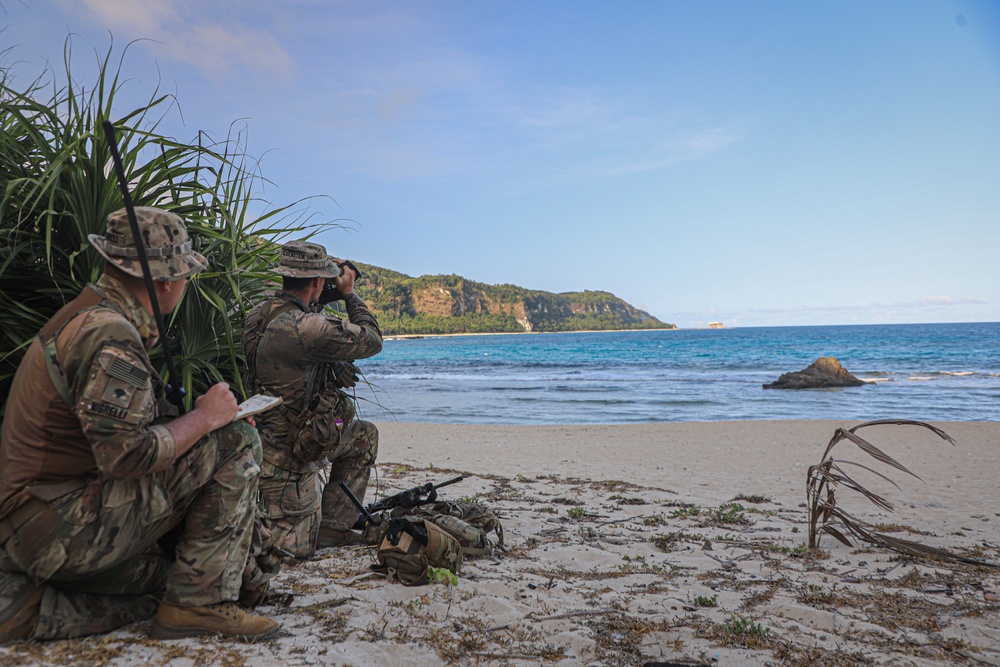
xmin=4 ymin=1 xmax=999 ymax=328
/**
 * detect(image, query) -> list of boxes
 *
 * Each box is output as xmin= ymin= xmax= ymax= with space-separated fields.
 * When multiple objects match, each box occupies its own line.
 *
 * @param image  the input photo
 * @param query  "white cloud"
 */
xmin=74 ymin=0 xmax=178 ymax=34
xmin=738 ymin=297 xmax=989 ymax=317
xmin=662 ymin=295 xmax=992 ymax=328
xmin=878 ymin=296 xmax=989 ymax=309
xmin=63 ymin=0 xmax=293 ymax=77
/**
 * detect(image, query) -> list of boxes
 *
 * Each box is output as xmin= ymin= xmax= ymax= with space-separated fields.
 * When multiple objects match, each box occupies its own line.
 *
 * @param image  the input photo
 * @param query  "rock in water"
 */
xmin=763 ymin=357 xmax=866 ymax=389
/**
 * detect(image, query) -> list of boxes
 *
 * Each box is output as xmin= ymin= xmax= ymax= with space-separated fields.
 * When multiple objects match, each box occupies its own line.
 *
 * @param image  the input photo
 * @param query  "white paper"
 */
xmin=233 ymin=394 xmax=282 ymax=421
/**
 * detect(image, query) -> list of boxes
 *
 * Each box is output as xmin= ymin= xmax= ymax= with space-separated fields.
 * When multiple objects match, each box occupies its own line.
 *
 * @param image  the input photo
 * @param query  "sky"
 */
xmin=3 ymin=1 xmax=999 ymax=328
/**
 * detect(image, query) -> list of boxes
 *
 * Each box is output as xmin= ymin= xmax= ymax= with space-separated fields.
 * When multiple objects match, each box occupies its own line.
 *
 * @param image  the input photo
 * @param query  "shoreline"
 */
xmin=381 ymin=321 xmax=1000 ymax=340
xmin=383 ymin=326 xmax=678 ymax=340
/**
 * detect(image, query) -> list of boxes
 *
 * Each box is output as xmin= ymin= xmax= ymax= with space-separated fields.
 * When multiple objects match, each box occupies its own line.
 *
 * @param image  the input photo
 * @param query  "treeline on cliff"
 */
xmin=349 ymin=263 xmax=675 ymax=336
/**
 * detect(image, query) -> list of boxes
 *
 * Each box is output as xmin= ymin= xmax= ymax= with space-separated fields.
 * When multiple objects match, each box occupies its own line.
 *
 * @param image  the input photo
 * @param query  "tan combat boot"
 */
xmin=316 ymin=526 xmax=366 ymax=548
xmin=149 ymin=601 xmax=280 ymax=640
xmin=0 ymin=573 xmax=43 ymax=642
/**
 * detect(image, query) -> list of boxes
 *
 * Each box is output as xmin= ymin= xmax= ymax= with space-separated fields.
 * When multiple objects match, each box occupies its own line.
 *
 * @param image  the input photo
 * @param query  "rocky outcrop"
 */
xmin=763 ymin=357 xmax=867 ymax=389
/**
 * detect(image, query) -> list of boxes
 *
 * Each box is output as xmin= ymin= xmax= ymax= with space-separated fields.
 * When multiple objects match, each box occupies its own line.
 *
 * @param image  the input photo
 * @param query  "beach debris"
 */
xmin=534 ymin=608 xmax=621 ymax=621
xmin=763 ymin=356 xmax=866 ymax=389
xmin=806 ymin=419 xmax=999 ymax=568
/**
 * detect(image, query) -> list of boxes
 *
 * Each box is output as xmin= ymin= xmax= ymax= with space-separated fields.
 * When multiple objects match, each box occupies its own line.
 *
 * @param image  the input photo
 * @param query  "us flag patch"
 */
xmin=108 ymin=357 xmax=148 ymax=387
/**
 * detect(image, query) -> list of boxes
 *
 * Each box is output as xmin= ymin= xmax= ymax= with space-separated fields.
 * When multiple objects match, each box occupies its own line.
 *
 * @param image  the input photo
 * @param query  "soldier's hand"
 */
xmin=332 ymin=361 xmax=360 ymax=389
xmin=331 ymin=258 xmax=356 ymax=297
xmin=195 ymin=382 xmax=239 ymax=430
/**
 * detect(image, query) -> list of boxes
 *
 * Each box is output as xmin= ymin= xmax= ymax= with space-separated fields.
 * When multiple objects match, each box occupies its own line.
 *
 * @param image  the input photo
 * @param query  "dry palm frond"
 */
xmin=806 ymin=419 xmax=998 ymax=568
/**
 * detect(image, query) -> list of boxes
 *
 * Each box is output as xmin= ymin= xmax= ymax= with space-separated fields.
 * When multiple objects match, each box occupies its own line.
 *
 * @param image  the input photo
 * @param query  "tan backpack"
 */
xmin=392 ymin=501 xmax=504 ymax=556
xmin=372 ymin=519 xmax=464 ymax=586
xmin=366 ymin=500 xmax=504 ymax=586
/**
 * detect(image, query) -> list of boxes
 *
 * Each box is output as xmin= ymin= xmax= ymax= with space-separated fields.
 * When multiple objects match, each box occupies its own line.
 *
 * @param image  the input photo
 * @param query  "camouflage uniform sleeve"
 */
xmin=301 ymin=294 xmax=383 ymax=363
xmin=72 ymin=319 xmax=177 ymax=479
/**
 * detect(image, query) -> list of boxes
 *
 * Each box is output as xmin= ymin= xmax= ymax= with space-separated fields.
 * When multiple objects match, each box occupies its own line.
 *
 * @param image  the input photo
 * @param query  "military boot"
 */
xmin=0 ymin=572 xmax=43 ymax=642
xmin=316 ymin=526 xmax=366 ymax=548
xmin=149 ymin=602 xmax=280 ymax=640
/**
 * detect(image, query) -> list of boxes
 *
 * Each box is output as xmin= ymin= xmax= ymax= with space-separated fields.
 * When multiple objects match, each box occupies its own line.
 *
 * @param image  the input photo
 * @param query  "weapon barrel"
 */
xmin=434 ymin=475 xmax=464 ymax=489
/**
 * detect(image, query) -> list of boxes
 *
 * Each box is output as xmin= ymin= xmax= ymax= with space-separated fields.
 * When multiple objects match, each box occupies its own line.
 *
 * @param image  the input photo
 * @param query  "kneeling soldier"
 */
xmin=244 ymin=241 xmax=382 ymax=558
xmin=0 ymin=208 xmax=279 ymax=641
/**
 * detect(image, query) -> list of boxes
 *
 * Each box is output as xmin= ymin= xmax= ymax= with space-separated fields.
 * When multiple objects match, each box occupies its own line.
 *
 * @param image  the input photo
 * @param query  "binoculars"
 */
xmin=320 ymin=260 xmax=363 ymax=303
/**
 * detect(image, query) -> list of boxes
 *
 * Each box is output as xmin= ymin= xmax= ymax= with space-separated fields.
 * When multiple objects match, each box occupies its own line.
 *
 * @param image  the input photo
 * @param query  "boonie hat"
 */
xmin=272 ymin=240 xmax=342 ymax=278
xmin=88 ymin=207 xmax=207 ymax=281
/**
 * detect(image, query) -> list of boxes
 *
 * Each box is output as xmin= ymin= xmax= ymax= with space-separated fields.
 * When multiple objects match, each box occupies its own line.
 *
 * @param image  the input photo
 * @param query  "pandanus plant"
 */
xmin=0 ymin=39 xmax=336 ymax=420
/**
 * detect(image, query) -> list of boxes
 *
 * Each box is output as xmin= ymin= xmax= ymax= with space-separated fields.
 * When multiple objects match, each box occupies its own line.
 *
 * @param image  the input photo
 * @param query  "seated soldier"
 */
xmin=0 ymin=208 xmax=279 ymax=641
xmin=244 ymin=241 xmax=383 ymax=559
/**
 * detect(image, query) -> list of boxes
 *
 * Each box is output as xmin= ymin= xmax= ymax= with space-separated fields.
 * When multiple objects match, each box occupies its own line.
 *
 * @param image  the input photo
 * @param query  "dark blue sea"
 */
xmin=351 ymin=322 xmax=999 ymax=425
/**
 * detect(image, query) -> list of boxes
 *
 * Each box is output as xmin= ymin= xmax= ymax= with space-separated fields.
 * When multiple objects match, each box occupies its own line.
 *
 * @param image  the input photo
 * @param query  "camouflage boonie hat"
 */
xmin=88 ymin=207 xmax=208 ymax=281
xmin=272 ymin=240 xmax=341 ymax=278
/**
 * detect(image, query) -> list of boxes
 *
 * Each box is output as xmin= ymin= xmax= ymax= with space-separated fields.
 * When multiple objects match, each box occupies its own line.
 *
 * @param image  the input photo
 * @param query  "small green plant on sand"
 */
xmin=733 ymin=494 xmax=771 ymax=504
xmin=694 ymin=595 xmax=718 ymax=607
xmin=724 ymin=615 xmax=770 ymax=639
xmin=669 ymin=506 xmax=701 ymax=519
xmin=711 ymin=503 xmax=747 ymax=524
xmin=797 ymin=583 xmax=836 ymax=604
xmin=769 ymin=543 xmax=810 ymax=557
xmin=566 ymin=507 xmax=586 ymax=520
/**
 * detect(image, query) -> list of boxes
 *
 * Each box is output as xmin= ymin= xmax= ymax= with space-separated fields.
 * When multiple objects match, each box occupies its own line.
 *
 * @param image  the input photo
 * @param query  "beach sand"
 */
xmin=2 ymin=420 xmax=998 ymax=666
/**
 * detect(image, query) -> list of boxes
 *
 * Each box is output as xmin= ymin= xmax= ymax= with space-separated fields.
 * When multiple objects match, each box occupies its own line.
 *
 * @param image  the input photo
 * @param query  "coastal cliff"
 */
xmin=353 ymin=263 xmax=674 ymax=335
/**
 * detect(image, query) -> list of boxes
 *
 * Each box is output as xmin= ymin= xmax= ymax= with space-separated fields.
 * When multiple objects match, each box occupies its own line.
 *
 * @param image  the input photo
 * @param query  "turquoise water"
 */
xmin=351 ymin=322 xmax=1000 ymax=424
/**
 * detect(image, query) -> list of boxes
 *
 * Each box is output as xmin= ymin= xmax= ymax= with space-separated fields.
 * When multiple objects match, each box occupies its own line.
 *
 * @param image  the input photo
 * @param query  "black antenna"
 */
xmin=101 ymin=120 xmax=187 ymax=412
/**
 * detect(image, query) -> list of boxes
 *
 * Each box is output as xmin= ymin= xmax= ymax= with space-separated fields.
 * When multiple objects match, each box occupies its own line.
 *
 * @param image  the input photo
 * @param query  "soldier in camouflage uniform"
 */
xmin=0 ymin=208 xmax=279 ymax=642
xmin=244 ymin=241 xmax=382 ymax=559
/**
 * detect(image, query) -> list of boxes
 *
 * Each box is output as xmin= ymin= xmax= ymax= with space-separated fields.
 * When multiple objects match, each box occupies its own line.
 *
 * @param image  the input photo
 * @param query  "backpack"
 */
xmin=371 ymin=519 xmax=464 ymax=586
xmin=367 ymin=501 xmax=504 ymax=585
xmin=392 ymin=501 xmax=504 ymax=556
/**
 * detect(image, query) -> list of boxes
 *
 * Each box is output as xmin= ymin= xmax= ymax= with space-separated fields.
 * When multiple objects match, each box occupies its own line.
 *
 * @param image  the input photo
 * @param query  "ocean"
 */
xmin=350 ymin=322 xmax=1000 ymax=425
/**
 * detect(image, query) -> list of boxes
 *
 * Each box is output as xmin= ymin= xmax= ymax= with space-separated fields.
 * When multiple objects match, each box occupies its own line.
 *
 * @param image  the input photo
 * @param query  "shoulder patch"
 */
xmin=87 ymin=400 xmax=132 ymax=422
xmin=102 ymin=377 xmax=138 ymax=408
xmin=78 ymin=345 xmax=154 ymax=427
xmin=107 ymin=356 xmax=149 ymax=387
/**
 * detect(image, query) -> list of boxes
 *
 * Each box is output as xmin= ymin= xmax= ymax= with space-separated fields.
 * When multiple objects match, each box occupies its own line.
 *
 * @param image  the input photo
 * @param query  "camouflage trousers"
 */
xmin=0 ymin=420 xmax=261 ymax=640
xmin=259 ymin=419 xmax=378 ymax=559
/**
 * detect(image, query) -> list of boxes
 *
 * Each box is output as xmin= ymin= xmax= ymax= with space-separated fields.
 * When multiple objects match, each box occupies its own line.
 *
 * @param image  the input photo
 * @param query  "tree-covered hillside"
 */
xmin=352 ymin=263 xmax=674 ymax=335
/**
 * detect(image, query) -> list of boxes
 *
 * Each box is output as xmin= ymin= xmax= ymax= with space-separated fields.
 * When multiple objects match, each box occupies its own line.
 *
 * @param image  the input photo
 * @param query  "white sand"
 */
xmin=3 ymin=420 xmax=998 ymax=666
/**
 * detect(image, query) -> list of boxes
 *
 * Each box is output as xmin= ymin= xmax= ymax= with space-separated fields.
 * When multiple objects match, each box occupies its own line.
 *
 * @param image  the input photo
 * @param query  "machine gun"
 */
xmin=339 ymin=481 xmax=428 ymax=547
xmin=367 ymin=475 xmax=464 ymax=514
xmin=341 ymin=475 xmax=464 ymax=535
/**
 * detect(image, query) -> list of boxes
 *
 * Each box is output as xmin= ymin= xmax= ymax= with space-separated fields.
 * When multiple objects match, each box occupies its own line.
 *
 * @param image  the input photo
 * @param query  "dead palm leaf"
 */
xmin=806 ymin=419 xmax=997 ymax=568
